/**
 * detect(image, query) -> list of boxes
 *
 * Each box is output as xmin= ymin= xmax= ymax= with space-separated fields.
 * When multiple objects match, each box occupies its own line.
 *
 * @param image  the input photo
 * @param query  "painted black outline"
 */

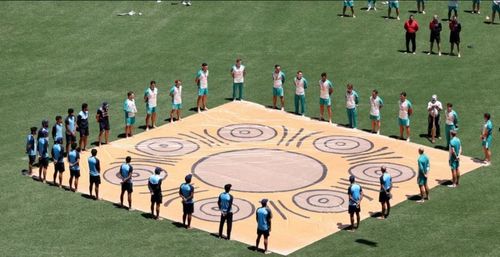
xmin=348 ymin=162 xmax=416 ymax=183
xmin=277 ymin=200 xmax=310 ymax=219
xmin=102 ymin=164 xmax=167 ymax=187
xmin=203 ymin=129 xmax=228 ymax=145
xmin=292 ymin=189 xmax=348 ymax=213
xmin=296 ymin=131 xmax=322 ymax=148
xmin=135 ymin=137 xmax=200 ymax=156
xmin=217 ymin=123 xmax=278 ymax=142
xmin=285 ymin=128 xmax=304 ymax=146
xmin=190 ymin=197 xmax=255 ymax=223
xmin=269 ymin=200 xmax=287 ymax=220
xmin=313 ymin=135 xmax=374 ymax=155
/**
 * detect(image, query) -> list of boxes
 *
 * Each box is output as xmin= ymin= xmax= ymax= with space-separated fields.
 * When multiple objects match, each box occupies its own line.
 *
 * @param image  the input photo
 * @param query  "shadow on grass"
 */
xmin=141 ymin=213 xmax=155 ymax=219
xmin=336 ymin=222 xmax=351 ymax=231
xmin=81 ymin=194 xmax=96 ymax=200
xmin=405 ymin=194 xmax=421 ymax=201
xmin=463 ymin=10 xmax=473 ymax=14
xmin=471 ymin=158 xmax=486 ymax=164
xmin=247 ymin=246 xmax=265 ymax=254
xmin=369 ymin=211 xmax=383 ymax=218
xmin=408 ymin=10 xmax=418 ymax=13
xmin=435 ymin=179 xmax=452 ymax=186
xmin=117 ymin=133 xmax=127 ymax=138
xmin=355 ymin=239 xmax=378 ymax=247
xmin=172 ymin=221 xmax=186 ymax=228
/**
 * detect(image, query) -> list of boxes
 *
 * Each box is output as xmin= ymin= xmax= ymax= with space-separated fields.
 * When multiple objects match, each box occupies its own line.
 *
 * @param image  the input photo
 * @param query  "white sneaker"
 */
xmin=367 ymin=7 xmax=371 ymax=11
xmin=427 ymin=52 xmax=431 ymax=55
xmin=406 ymin=138 xmax=410 ymax=142
xmin=374 ymin=7 xmax=377 ymax=10
xmin=412 ymin=52 xmax=416 ymax=55
xmin=478 ymin=11 xmax=480 ymax=14
xmin=187 ymin=1 xmax=191 ymax=6
xmin=438 ymin=52 xmax=442 ymax=56
xmin=397 ymin=16 xmax=400 ymax=20
xmin=353 ymin=15 xmax=356 ymax=18
xmin=416 ymin=199 xmax=425 ymax=203
xmin=281 ymin=107 xmax=284 ymax=111
xmin=197 ymin=108 xmax=201 ymax=113
xmin=447 ymin=184 xmax=456 ymax=188
xmin=181 ymin=1 xmax=186 ymax=5
xmin=458 ymin=53 xmax=461 ymax=58
xmin=377 ymin=131 xmax=380 ymax=135
xmin=422 ymin=10 xmax=426 ymax=14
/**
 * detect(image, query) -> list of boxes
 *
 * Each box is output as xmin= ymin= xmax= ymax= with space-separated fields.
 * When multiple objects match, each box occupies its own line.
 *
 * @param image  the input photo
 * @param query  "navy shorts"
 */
xmin=79 ymin=127 xmax=89 ymax=137
xmin=66 ymin=134 xmax=76 ymax=144
xmin=54 ymin=162 xmax=65 ymax=172
xmin=29 ymin=155 xmax=36 ymax=165
xmin=183 ymin=202 xmax=194 ymax=214
xmin=90 ymin=175 xmax=101 ymax=186
xmin=99 ymin=120 xmax=110 ymax=132
xmin=70 ymin=169 xmax=80 ymax=178
xmin=121 ymin=182 xmax=133 ymax=193
xmin=151 ymin=193 xmax=163 ymax=204
xmin=257 ymin=229 xmax=270 ymax=238
xmin=348 ymin=204 xmax=361 ymax=214
xmin=379 ymin=191 xmax=392 ymax=202
xmin=39 ymin=157 xmax=49 ymax=168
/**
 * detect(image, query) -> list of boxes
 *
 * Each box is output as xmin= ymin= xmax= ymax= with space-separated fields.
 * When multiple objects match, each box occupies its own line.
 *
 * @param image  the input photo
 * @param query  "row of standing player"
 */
xmin=341 ymin=0 xmax=500 ymax=23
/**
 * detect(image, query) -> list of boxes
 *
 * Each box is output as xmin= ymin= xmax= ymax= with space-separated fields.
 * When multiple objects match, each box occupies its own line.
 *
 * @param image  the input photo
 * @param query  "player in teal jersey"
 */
xmin=144 ymin=81 xmax=158 ymax=131
xmin=345 ymin=83 xmax=359 ymax=129
xmin=319 ymin=73 xmax=334 ymax=123
xmin=293 ymin=71 xmax=308 ymax=116
xmin=218 ymin=184 xmax=234 ymax=240
xmin=448 ymin=130 xmax=461 ymax=188
xmin=65 ymin=108 xmax=77 ymax=154
xmin=387 ymin=0 xmax=401 ymax=20
xmin=255 ymin=199 xmax=272 ymax=254
xmin=417 ymin=148 xmax=430 ymax=203
xmin=417 ymin=0 xmax=426 ymax=14
xmin=52 ymin=116 xmax=64 ymax=144
xmin=37 ymin=129 xmax=49 ymax=183
xmin=347 ymin=175 xmax=363 ymax=230
xmin=481 ymin=113 xmax=493 ymax=165
xmin=398 ymin=92 xmax=413 ymax=142
xmin=370 ymin=89 xmax=384 ymax=134
xmin=68 ymin=143 xmax=81 ymax=192
xmin=26 ymin=127 xmax=37 ymax=176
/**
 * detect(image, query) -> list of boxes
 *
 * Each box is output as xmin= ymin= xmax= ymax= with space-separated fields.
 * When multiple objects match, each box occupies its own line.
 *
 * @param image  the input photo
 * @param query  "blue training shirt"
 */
xmin=88 ymin=156 xmax=100 ymax=177
xmin=52 ymin=144 xmax=64 ymax=163
xmin=218 ymin=192 xmax=233 ymax=213
xmin=256 ymin=207 xmax=272 ymax=231
xmin=380 ymin=173 xmax=392 ymax=191
xmin=68 ymin=150 xmax=80 ymax=171
xmin=26 ymin=135 xmax=36 ymax=156
xmin=120 ymin=163 xmax=133 ymax=183
xmin=179 ymin=183 xmax=194 ymax=203
xmin=52 ymin=123 xmax=64 ymax=140
xmin=37 ymin=137 xmax=49 ymax=158
xmin=348 ymin=184 xmax=363 ymax=206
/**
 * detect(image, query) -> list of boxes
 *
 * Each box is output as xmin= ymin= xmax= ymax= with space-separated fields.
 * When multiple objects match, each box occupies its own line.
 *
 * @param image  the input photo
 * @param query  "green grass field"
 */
xmin=1 ymin=1 xmax=499 ymax=256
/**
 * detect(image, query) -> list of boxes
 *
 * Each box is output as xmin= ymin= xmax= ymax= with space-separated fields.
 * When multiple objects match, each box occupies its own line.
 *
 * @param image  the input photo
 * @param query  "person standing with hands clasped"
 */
xmin=404 ymin=15 xmax=419 ymax=54
xmin=428 ymin=15 xmax=442 ymax=56
xmin=218 ymin=184 xmax=234 ymax=240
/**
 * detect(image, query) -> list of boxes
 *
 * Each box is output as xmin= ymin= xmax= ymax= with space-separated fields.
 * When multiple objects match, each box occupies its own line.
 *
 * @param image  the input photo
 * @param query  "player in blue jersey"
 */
xmin=218 ymin=184 xmax=234 ymax=240
xmin=51 ymin=138 xmax=65 ymax=188
xmin=65 ymin=108 xmax=77 ymax=154
xmin=448 ymin=130 xmax=462 ymax=188
xmin=37 ymin=129 xmax=49 ymax=183
xmin=179 ymin=174 xmax=195 ymax=228
xmin=148 ymin=167 xmax=164 ymax=220
xmin=52 ymin=116 xmax=64 ymax=144
xmin=379 ymin=166 xmax=392 ymax=219
xmin=255 ymin=199 xmax=272 ymax=254
xmin=347 ymin=175 xmax=363 ymax=230
xmin=481 ymin=113 xmax=493 ymax=165
xmin=68 ymin=143 xmax=81 ymax=192
xmin=88 ymin=149 xmax=101 ymax=200
xmin=119 ymin=156 xmax=134 ymax=210
xmin=26 ymin=127 xmax=37 ymax=176
xmin=417 ymin=148 xmax=430 ymax=203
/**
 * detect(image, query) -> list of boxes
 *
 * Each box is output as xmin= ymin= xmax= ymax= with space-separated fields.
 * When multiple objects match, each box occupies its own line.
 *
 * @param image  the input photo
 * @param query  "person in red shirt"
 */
xmin=428 ymin=15 xmax=442 ymax=56
xmin=404 ymin=15 xmax=419 ymax=54
xmin=449 ymin=15 xmax=462 ymax=58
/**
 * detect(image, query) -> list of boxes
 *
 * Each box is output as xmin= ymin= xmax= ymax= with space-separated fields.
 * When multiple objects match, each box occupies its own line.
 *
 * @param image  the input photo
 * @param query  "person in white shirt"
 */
xmin=169 ymin=80 xmax=183 ymax=123
xmin=231 ymin=59 xmax=246 ymax=101
xmin=345 ymin=84 xmax=359 ymax=129
xmin=427 ymin=94 xmax=443 ymax=143
xmin=398 ymin=92 xmax=413 ymax=142
xmin=369 ymin=89 xmax=384 ymax=134
xmin=195 ymin=63 xmax=209 ymax=113
xmin=293 ymin=71 xmax=308 ymax=116
xmin=144 ymin=81 xmax=158 ymax=131
xmin=319 ymin=73 xmax=334 ymax=123
xmin=272 ymin=64 xmax=286 ymax=111
xmin=124 ymin=91 xmax=138 ymax=138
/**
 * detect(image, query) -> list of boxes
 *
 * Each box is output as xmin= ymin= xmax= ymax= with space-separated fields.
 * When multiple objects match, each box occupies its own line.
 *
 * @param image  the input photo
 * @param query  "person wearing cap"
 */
xmin=52 ymin=116 xmax=64 ymax=144
xmin=255 ymin=198 xmax=272 ymax=254
xmin=444 ymin=103 xmax=459 ymax=148
xmin=481 ymin=113 xmax=493 ymax=165
xmin=148 ymin=167 xmax=164 ymax=219
xmin=179 ymin=174 xmax=195 ymax=228
xmin=96 ymin=102 xmax=110 ymax=146
xmin=448 ymin=130 xmax=462 ymax=188
xmin=428 ymin=15 xmax=442 ymax=56
xmin=195 ymin=63 xmax=209 ymax=113
xmin=144 ymin=80 xmax=158 ymax=131
xmin=379 ymin=166 xmax=392 ymax=219
xmin=345 ymin=83 xmax=359 ymax=129
xmin=124 ymin=91 xmax=138 ymax=138
xmin=77 ymin=103 xmax=90 ymax=151
xmin=218 ymin=184 xmax=234 ymax=240
xmin=51 ymin=137 xmax=65 ymax=188
xmin=88 ymin=149 xmax=101 ymax=199
xmin=293 ymin=71 xmax=308 ymax=116
xmin=68 ymin=143 xmax=81 ymax=192
xmin=427 ymin=95 xmax=442 ymax=144
xmin=37 ymin=129 xmax=49 ymax=183
xmin=417 ymin=148 xmax=430 ymax=203
xmin=398 ymin=92 xmax=413 ymax=142
xmin=169 ymin=80 xmax=183 ymax=123
xmin=65 ymin=108 xmax=77 ymax=154
xmin=369 ymin=89 xmax=384 ymax=134
xmin=26 ymin=127 xmax=37 ymax=176
xmin=119 ymin=156 xmax=134 ymax=210
xmin=347 ymin=176 xmax=363 ymax=230
xmin=231 ymin=58 xmax=246 ymax=101
xmin=404 ymin=15 xmax=419 ymax=54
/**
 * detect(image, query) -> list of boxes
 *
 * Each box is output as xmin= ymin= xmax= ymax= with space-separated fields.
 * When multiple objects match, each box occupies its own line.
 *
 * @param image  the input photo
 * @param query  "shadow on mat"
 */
xmin=336 ymin=222 xmax=351 ymax=230
xmin=368 ymin=211 xmax=383 ymax=218
xmin=355 ymin=239 xmax=378 ymax=247
xmin=471 ymin=157 xmax=486 ymax=164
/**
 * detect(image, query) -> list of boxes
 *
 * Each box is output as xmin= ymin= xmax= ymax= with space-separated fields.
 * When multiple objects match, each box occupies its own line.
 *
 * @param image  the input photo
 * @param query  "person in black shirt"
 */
xmin=428 ymin=15 xmax=442 ymax=56
xmin=77 ymin=103 xmax=89 ymax=151
xmin=96 ymin=102 xmax=110 ymax=146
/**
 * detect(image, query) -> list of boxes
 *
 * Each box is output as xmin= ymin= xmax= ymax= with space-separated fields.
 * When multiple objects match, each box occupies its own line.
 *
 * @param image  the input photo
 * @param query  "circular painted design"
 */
xmin=103 ymin=164 xmax=167 ymax=186
xmin=217 ymin=124 xmax=277 ymax=142
xmin=293 ymin=190 xmax=348 ymax=213
xmin=135 ymin=137 xmax=199 ymax=157
xmin=313 ymin=136 xmax=374 ymax=154
xmin=192 ymin=197 xmax=255 ymax=222
xmin=192 ymin=149 xmax=327 ymax=193
xmin=349 ymin=162 xmax=416 ymax=183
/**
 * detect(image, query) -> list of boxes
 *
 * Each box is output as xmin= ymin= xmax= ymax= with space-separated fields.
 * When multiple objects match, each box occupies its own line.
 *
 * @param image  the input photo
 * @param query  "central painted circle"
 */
xmin=192 ymin=149 xmax=327 ymax=193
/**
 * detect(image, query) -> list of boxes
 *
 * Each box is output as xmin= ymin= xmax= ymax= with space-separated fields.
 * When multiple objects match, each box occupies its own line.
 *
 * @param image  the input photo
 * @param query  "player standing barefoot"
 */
xmin=148 ymin=167 xmax=164 ymax=219
xmin=179 ymin=174 xmax=195 ymax=229
xmin=379 ymin=166 xmax=392 ymax=219
xmin=144 ymin=81 xmax=158 ymax=130
xmin=195 ymin=63 xmax=209 ymax=113
xmin=68 ymin=143 xmax=81 ymax=192
xmin=119 ymin=156 xmax=134 ymax=210
xmin=88 ymin=149 xmax=101 ymax=200
xmin=369 ymin=89 xmax=384 ymax=134
xmin=319 ymin=73 xmax=334 ymax=123
xmin=272 ymin=65 xmax=286 ymax=111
